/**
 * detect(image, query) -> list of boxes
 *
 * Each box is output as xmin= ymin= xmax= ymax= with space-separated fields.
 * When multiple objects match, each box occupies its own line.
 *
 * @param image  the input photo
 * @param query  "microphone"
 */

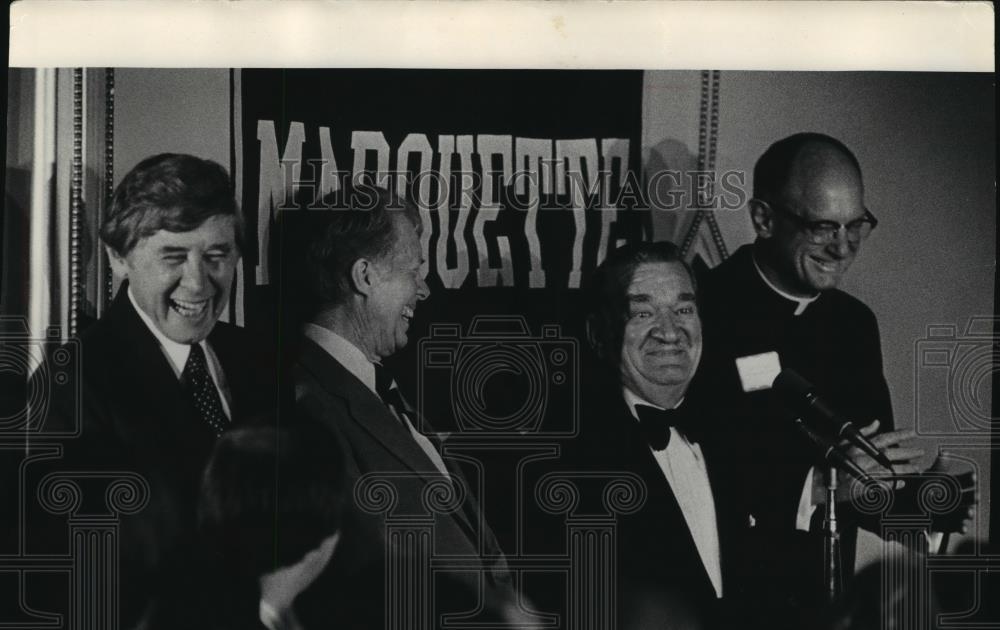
xmin=773 ymin=369 xmax=893 ymax=471
xmin=791 ymin=417 xmax=876 ymax=485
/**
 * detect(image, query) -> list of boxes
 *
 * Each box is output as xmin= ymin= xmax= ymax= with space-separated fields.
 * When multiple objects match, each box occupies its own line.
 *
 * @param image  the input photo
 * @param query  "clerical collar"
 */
xmin=751 ymin=252 xmax=819 ymax=316
xmin=302 ymin=323 xmax=378 ymax=395
xmin=128 ymin=287 xmax=201 ymax=376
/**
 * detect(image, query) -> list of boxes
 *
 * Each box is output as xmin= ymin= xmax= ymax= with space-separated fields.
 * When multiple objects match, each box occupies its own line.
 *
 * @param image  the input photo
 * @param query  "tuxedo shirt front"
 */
xmin=550 ymin=372 xmax=751 ymax=628
xmin=623 ymin=388 xmax=723 ymax=598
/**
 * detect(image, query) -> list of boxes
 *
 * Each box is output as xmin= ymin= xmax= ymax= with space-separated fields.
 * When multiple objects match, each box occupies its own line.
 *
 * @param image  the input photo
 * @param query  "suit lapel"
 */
xmin=104 ymin=288 xmax=191 ymax=425
xmin=296 ymin=338 xmax=494 ymax=555
xmin=611 ymin=402 xmax=718 ymax=597
xmin=296 ymin=338 xmax=450 ymax=483
xmin=388 ymin=390 xmax=487 ymax=545
xmin=206 ymin=325 xmax=241 ymax=419
xmin=702 ymin=441 xmax=744 ymax=597
xmin=388 ymin=396 xmax=478 ymax=532
xmin=99 ymin=287 xmax=217 ymax=471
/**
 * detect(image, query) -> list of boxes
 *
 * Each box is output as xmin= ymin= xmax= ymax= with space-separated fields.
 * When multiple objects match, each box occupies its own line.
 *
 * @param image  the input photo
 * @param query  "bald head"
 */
xmin=753 ymin=132 xmax=863 ymax=205
xmin=749 ymin=133 xmax=873 ymax=296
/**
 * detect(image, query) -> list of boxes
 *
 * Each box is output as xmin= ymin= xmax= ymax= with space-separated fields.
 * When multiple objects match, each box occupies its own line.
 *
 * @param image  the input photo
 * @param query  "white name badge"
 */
xmin=735 ymin=351 xmax=782 ymax=392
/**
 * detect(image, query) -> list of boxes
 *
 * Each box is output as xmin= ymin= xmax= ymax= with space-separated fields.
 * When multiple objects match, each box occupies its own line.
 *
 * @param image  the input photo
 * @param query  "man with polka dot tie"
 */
xmin=46 ymin=154 xmax=272 ymax=628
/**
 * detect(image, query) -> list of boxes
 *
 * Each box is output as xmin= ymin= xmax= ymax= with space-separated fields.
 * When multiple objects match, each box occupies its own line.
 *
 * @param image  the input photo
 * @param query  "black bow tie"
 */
xmin=634 ymin=404 xmax=692 ymax=451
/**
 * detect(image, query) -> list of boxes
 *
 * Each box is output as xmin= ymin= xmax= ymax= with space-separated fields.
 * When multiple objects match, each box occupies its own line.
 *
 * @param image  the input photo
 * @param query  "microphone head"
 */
xmin=772 ymin=369 xmax=815 ymax=399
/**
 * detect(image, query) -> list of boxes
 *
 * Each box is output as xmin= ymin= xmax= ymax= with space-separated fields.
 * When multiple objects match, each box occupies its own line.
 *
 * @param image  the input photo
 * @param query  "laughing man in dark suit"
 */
xmin=283 ymin=187 xmax=513 ymax=622
xmin=46 ymin=153 xmax=270 ymax=628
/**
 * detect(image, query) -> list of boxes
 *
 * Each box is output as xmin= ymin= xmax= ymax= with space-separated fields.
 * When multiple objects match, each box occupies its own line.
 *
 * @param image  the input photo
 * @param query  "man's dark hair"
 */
xmin=283 ymin=185 xmax=420 ymax=315
xmin=197 ymin=423 xmax=346 ymax=577
xmin=101 ymin=153 xmax=243 ymax=256
xmin=585 ymin=240 xmax=696 ymax=369
xmin=753 ymin=132 xmax=862 ymax=203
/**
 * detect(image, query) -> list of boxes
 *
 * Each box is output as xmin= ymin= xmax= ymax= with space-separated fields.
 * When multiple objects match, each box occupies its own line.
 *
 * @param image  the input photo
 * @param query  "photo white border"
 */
xmin=9 ymin=1 xmax=995 ymax=71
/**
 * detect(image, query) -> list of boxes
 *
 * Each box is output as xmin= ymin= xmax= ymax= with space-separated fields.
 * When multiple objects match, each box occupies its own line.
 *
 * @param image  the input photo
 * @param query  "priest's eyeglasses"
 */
xmin=761 ymin=200 xmax=879 ymax=245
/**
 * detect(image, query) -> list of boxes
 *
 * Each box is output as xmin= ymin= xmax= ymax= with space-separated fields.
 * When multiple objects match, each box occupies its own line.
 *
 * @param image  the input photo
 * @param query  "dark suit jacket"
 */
xmin=552 ymin=381 xmax=751 ymax=629
xmin=42 ymin=286 xmax=272 ymax=627
xmin=694 ymin=244 xmax=893 ymax=527
xmin=691 ymin=244 xmax=895 ymax=626
xmin=291 ymin=336 xmax=510 ymax=593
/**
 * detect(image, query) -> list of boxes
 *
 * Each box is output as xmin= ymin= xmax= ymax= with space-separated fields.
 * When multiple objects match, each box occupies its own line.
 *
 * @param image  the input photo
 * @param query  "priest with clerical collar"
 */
xmin=691 ymin=132 xmax=961 ymax=629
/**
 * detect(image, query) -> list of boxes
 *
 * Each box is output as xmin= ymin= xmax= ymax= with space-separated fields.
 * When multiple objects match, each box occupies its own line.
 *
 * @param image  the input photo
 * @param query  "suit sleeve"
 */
xmin=846 ymin=304 xmax=894 ymax=432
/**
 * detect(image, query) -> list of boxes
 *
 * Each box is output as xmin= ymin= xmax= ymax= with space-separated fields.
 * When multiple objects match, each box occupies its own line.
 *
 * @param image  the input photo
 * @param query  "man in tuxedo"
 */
xmin=570 ymin=240 xmax=750 ymax=628
xmin=284 ymin=187 xmax=512 ymax=617
xmin=44 ymin=153 xmax=270 ymax=628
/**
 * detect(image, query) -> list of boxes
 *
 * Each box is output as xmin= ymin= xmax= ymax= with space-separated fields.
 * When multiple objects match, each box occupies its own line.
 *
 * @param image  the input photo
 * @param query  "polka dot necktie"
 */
xmin=182 ymin=343 xmax=229 ymax=437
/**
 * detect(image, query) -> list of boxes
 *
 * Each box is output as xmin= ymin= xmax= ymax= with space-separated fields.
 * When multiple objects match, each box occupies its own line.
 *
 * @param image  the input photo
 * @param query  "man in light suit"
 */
xmin=569 ymin=240 xmax=750 ymax=629
xmin=283 ymin=187 xmax=512 ymax=619
xmin=43 ymin=153 xmax=271 ymax=628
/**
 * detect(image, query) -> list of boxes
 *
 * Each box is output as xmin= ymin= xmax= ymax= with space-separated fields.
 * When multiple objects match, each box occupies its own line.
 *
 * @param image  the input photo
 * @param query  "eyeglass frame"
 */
xmin=756 ymin=199 xmax=879 ymax=245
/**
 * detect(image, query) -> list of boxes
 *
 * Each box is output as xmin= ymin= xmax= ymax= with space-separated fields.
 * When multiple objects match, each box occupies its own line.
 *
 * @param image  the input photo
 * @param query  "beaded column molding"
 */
xmin=69 ymin=69 xmax=83 ymax=338
xmin=680 ymin=70 xmax=729 ymax=262
xmin=103 ymin=69 xmax=116 ymax=308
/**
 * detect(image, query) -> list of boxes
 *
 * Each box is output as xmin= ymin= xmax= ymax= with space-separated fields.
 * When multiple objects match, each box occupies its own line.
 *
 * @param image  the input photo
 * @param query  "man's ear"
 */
xmin=349 ymin=258 xmax=377 ymax=297
xmin=106 ymin=246 xmax=129 ymax=278
xmin=585 ymin=316 xmax=604 ymax=361
xmin=749 ymin=199 xmax=774 ymax=238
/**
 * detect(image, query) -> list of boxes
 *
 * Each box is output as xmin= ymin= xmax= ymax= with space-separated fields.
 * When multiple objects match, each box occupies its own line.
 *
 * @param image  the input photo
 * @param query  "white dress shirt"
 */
xmin=624 ymin=387 xmax=723 ymax=598
xmin=258 ymin=600 xmax=288 ymax=630
xmin=302 ymin=324 xmax=450 ymax=477
xmin=128 ymin=289 xmax=232 ymax=419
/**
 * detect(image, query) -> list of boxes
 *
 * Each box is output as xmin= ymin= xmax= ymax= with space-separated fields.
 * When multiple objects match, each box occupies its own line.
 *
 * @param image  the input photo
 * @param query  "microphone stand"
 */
xmin=823 ymin=465 xmax=843 ymax=603
xmin=792 ymin=416 xmax=846 ymax=602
